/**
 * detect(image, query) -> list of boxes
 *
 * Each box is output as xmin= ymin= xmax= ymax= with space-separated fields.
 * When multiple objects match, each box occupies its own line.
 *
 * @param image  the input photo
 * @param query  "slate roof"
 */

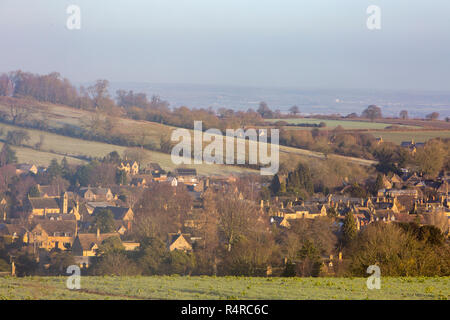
xmin=37 ymin=185 xmax=62 ymax=197
xmin=147 ymin=163 xmax=163 ymax=172
xmin=79 ymin=187 xmax=111 ymax=196
xmin=29 ymin=197 xmax=60 ymax=210
xmin=32 ymin=220 xmax=77 ymax=236
xmin=0 ymin=223 xmax=27 ymax=236
xmin=92 ymin=206 xmax=132 ymax=220
xmin=76 ymin=233 xmax=120 ymax=251
xmin=174 ymin=168 xmax=197 ymax=176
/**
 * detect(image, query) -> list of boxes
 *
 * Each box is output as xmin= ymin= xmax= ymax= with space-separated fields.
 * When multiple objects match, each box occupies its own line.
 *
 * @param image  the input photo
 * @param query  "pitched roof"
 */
xmin=390 ymin=174 xmax=403 ymax=184
xmin=401 ymin=141 xmax=414 ymax=147
xmin=122 ymin=160 xmax=138 ymax=166
xmin=29 ymin=197 xmax=60 ymax=210
xmin=37 ymin=185 xmax=63 ymax=197
xmin=41 ymin=213 xmax=77 ymax=221
xmin=147 ymin=163 xmax=162 ymax=172
xmin=174 ymin=168 xmax=197 ymax=176
xmin=293 ymin=204 xmax=323 ymax=214
xmin=92 ymin=206 xmax=133 ymax=220
xmin=269 ymin=216 xmax=289 ymax=227
xmin=0 ymin=223 xmax=27 ymax=236
xmin=76 ymin=233 xmax=120 ymax=251
xmin=32 ymin=220 xmax=77 ymax=236
xmin=168 ymin=233 xmax=192 ymax=248
xmin=130 ymin=177 xmax=146 ymax=185
xmin=79 ymin=187 xmax=111 ymax=196
xmin=18 ymin=164 xmax=36 ymax=171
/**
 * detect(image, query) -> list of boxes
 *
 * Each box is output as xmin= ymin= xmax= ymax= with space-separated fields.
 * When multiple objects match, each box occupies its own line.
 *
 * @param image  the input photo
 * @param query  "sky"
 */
xmin=1 ymin=0 xmax=450 ymax=91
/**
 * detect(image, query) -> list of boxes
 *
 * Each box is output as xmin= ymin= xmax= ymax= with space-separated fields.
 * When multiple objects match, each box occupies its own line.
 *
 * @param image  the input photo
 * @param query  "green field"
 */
xmin=0 ymin=123 xmax=258 ymax=176
xmin=0 ymin=100 xmax=380 ymax=170
xmin=267 ymin=118 xmax=417 ymax=130
xmin=368 ymin=130 xmax=450 ymax=145
xmin=0 ymin=276 xmax=448 ymax=300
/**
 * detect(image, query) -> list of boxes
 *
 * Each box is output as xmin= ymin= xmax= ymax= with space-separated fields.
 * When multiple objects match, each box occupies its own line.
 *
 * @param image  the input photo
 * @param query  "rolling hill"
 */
xmin=0 ymin=100 xmax=378 ymax=175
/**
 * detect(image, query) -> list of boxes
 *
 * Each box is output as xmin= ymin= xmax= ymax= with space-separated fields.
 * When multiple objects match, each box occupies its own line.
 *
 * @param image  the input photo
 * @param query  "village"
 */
xmin=0 ymin=139 xmax=448 ymax=277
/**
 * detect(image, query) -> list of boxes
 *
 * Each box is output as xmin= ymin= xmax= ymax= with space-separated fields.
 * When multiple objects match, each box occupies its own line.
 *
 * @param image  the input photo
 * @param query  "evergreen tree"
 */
xmin=73 ymin=165 xmax=91 ymax=187
xmin=116 ymin=169 xmax=127 ymax=185
xmin=269 ymin=174 xmax=281 ymax=195
xmin=343 ymin=210 xmax=357 ymax=245
xmin=286 ymin=163 xmax=314 ymax=196
xmin=373 ymin=173 xmax=384 ymax=195
xmin=92 ymin=209 xmax=116 ymax=233
xmin=28 ymin=185 xmax=40 ymax=198
xmin=104 ymin=151 xmax=121 ymax=164
xmin=61 ymin=157 xmax=70 ymax=175
xmin=47 ymin=158 xmax=62 ymax=180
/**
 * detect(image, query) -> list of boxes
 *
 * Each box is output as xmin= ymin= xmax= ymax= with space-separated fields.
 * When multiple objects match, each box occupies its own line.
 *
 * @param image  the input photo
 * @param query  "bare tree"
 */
xmin=216 ymin=193 xmax=261 ymax=252
xmin=35 ymin=134 xmax=45 ymax=150
xmin=426 ymin=112 xmax=440 ymax=121
xmin=123 ymin=147 xmax=146 ymax=164
xmin=362 ymin=105 xmax=382 ymax=122
xmin=289 ymin=105 xmax=300 ymax=116
xmin=7 ymin=100 xmax=30 ymax=125
xmin=399 ymin=110 xmax=409 ymax=120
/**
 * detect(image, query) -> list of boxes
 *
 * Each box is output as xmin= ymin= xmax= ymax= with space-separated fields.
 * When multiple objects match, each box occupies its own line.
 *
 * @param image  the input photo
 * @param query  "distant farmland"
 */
xmin=266 ymin=118 xmax=417 ymax=130
xmin=368 ymin=130 xmax=450 ymax=145
xmin=0 ymin=276 xmax=448 ymax=300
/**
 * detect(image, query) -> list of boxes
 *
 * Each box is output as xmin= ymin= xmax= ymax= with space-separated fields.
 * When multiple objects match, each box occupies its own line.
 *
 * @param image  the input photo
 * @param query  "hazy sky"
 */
xmin=1 ymin=0 xmax=450 ymax=91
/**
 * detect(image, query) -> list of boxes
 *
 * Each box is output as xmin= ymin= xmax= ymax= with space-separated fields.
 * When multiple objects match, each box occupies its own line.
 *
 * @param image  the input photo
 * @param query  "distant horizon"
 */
xmin=106 ymin=80 xmax=450 ymax=118
xmin=3 ymin=68 xmax=449 ymax=118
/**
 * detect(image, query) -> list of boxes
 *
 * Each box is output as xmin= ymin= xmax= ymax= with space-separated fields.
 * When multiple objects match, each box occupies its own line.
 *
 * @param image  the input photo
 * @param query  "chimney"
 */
xmin=96 ymin=228 xmax=100 ymax=240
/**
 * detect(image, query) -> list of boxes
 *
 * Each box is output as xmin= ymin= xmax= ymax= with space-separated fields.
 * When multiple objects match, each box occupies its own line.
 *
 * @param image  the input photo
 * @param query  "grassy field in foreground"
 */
xmin=0 ymin=276 xmax=448 ymax=300
xmin=267 ymin=118 xmax=418 ymax=130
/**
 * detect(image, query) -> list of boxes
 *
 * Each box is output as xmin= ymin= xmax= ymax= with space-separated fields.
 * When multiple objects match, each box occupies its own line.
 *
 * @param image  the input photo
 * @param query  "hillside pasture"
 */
xmin=0 ymin=123 xmax=257 ymax=175
xmin=368 ymin=130 xmax=450 ymax=145
xmin=0 ymin=101 xmax=380 ymax=170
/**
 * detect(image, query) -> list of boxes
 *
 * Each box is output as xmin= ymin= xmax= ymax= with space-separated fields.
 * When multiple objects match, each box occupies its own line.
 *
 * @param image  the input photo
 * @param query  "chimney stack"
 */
xmin=96 ymin=228 xmax=100 ymax=240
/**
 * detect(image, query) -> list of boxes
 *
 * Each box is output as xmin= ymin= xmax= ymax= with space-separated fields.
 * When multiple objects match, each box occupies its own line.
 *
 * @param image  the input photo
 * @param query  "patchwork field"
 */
xmin=367 ymin=130 xmax=450 ymax=145
xmin=0 ymin=123 xmax=257 ymax=176
xmin=0 ymin=101 xmax=379 ymax=171
xmin=266 ymin=118 xmax=418 ymax=130
xmin=0 ymin=276 xmax=448 ymax=300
